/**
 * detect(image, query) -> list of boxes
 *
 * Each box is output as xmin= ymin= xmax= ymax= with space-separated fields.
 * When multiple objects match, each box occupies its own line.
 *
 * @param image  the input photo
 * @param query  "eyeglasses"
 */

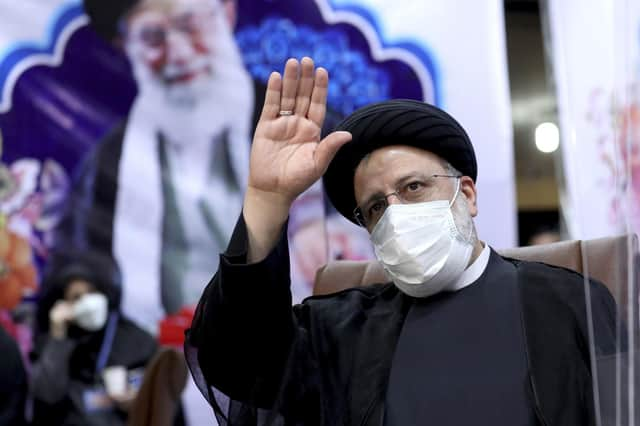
xmin=353 ymin=174 xmax=461 ymax=229
xmin=125 ymin=6 xmax=219 ymax=49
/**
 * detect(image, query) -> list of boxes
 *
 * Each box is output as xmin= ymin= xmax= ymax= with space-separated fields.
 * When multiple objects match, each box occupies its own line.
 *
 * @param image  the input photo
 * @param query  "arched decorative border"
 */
xmin=0 ymin=2 xmax=86 ymax=113
xmin=0 ymin=0 xmax=442 ymax=113
xmin=316 ymin=0 xmax=441 ymax=106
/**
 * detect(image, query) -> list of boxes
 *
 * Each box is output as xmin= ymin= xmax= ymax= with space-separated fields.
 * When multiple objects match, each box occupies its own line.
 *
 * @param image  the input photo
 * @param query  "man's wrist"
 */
xmin=243 ymin=186 xmax=291 ymax=263
xmin=244 ymin=187 xmax=291 ymax=231
xmin=50 ymin=322 xmax=68 ymax=339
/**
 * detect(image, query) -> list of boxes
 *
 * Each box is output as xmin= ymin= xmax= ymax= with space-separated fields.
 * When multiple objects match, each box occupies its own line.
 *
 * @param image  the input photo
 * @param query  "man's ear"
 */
xmin=223 ymin=0 xmax=237 ymax=29
xmin=459 ymin=176 xmax=478 ymax=217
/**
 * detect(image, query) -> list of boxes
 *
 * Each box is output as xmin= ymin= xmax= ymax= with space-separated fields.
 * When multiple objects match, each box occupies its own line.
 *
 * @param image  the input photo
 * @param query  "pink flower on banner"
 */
xmin=589 ymin=85 xmax=640 ymax=233
xmin=617 ymin=102 xmax=640 ymax=196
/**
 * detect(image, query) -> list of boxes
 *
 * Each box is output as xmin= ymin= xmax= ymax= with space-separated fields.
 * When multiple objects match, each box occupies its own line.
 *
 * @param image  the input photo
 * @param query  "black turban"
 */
xmin=323 ymin=99 xmax=477 ymax=224
xmin=83 ymin=0 xmax=140 ymax=41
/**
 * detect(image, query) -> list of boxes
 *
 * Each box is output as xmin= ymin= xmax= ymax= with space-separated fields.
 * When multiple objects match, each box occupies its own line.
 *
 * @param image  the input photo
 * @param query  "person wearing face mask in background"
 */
xmin=30 ymin=252 xmax=158 ymax=426
xmin=185 ymin=58 xmax=620 ymax=425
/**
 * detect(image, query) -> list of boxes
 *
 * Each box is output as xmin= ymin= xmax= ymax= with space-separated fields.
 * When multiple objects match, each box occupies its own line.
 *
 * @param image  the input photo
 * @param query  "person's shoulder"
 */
xmin=95 ymin=120 xmax=127 ymax=158
xmin=115 ymin=317 xmax=158 ymax=352
xmin=76 ymin=120 xmax=127 ymax=178
xmin=502 ymin=255 xmax=613 ymax=303
xmin=301 ymin=282 xmax=397 ymax=310
xmin=295 ymin=283 xmax=399 ymax=333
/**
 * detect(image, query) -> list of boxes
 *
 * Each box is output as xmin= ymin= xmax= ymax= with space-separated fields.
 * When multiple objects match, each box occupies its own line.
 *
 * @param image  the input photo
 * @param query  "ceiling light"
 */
xmin=535 ymin=122 xmax=559 ymax=153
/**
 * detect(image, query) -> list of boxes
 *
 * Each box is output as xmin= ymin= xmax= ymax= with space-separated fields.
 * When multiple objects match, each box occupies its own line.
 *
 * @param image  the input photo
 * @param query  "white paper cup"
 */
xmin=102 ymin=366 xmax=127 ymax=397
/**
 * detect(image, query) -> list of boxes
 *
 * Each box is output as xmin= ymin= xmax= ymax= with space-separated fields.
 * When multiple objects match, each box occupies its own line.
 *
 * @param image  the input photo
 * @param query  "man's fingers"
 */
xmin=260 ymin=71 xmax=282 ymax=121
xmin=295 ymin=57 xmax=315 ymax=116
xmin=314 ymin=131 xmax=352 ymax=173
xmin=308 ymin=67 xmax=329 ymax=127
xmin=280 ymin=58 xmax=299 ymax=114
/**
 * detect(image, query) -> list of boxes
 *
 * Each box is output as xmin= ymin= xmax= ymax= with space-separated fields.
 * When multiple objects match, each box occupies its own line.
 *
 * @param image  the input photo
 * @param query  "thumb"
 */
xmin=314 ymin=131 xmax=352 ymax=174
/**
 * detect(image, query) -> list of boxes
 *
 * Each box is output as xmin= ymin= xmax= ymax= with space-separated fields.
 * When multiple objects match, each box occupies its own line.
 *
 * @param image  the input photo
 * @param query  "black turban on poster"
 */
xmin=323 ymin=99 xmax=477 ymax=224
xmin=83 ymin=0 xmax=235 ymax=41
xmin=83 ymin=0 xmax=140 ymax=41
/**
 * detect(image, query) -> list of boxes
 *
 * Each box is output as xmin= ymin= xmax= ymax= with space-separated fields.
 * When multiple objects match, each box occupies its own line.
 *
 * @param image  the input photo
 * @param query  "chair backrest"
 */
xmin=314 ymin=234 xmax=637 ymax=307
xmin=128 ymin=348 xmax=188 ymax=426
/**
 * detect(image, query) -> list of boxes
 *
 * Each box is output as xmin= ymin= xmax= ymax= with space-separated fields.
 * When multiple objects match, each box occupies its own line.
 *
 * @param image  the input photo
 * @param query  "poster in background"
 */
xmin=546 ymin=0 xmax=640 ymax=240
xmin=0 ymin=0 xmax=514 ymax=336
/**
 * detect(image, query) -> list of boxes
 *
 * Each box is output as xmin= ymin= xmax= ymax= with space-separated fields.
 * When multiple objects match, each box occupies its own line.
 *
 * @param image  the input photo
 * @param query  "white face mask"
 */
xmin=370 ymin=181 xmax=474 ymax=298
xmin=72 ymin=293 xmax=109 ymax=331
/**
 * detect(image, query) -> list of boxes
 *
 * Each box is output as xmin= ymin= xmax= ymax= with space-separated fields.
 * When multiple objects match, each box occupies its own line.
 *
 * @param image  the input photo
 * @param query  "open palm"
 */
xmin=249 ymin=57 xmax=352 ymax=204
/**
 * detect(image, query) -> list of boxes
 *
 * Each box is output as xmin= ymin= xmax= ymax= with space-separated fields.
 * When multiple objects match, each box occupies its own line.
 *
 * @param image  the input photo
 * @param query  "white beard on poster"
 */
xmin=113 ymin=4 xmax=254 ymax=335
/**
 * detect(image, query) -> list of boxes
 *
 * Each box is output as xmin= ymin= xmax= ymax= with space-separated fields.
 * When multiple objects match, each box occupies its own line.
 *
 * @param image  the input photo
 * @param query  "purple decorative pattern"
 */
xmin=237 ymin=17 xmax=391 ymax=115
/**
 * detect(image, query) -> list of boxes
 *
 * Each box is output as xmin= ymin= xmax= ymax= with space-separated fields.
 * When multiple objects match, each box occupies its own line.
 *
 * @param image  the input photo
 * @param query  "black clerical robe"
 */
xmin=186 ymin=215 xmax=619 ymax=426
xmin=384 ymin=248 xmax=537 ymax=425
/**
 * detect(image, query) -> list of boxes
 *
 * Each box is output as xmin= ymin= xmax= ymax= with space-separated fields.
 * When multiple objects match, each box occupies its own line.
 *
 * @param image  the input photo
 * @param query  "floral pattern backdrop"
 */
xmin=587 ymin=85 xmax=640 ymax=236
xmin=237 ymin=17 xmax=391 ymax=116
xmin=547 ymin=0 xmax=640 ymax=241
xmin=0 ymin=132 xmax=70 ymax=357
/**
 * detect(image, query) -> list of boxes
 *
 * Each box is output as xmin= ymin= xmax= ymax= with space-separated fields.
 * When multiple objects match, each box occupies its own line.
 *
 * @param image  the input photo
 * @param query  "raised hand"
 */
xmin=243 ymin=57 xmax=352 ymax=262
xmin=49 ymin=300 xmax=74 ymax=339
xmin=248 ymin=57 xmax=352 ymax=205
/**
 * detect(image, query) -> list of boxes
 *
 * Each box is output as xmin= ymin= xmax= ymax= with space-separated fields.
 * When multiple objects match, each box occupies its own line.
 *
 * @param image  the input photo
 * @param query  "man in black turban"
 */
xmin=186 ymin=57 xmax=618 ymax=425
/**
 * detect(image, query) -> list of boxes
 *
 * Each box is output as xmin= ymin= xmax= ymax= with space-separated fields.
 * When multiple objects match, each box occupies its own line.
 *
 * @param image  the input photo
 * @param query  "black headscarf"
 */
xmin=36 ymin=251 xmax=122 ymax=336
xmin=323 ymin=99 xmax=477 ymax=224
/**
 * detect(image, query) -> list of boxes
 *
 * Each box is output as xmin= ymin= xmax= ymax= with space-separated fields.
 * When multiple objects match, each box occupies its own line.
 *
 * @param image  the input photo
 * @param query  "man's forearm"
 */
xmin=189 ymin=215 xmax=297 ymax=406
xmin=243 ymin=186 xmax=292 ymax=263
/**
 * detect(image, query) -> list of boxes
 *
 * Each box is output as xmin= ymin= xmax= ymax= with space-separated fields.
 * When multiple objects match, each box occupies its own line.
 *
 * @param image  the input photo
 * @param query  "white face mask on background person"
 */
xmin=370 ymin=180 xmax=474 ymax=298
xmin=72 ymin=293 xmax=109 ymax=331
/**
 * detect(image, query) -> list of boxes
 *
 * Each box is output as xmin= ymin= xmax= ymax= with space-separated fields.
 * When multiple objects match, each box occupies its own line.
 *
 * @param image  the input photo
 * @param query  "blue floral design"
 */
xmin=236 ymin=17 xmax=390 ymax=116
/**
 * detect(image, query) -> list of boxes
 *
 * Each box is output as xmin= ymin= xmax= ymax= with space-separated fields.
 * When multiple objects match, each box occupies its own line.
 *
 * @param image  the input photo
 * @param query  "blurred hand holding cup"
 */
xmin=102 ymin=365 xmax=128 ymax=398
